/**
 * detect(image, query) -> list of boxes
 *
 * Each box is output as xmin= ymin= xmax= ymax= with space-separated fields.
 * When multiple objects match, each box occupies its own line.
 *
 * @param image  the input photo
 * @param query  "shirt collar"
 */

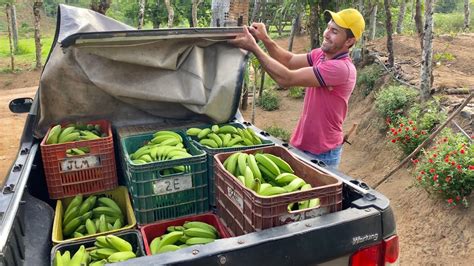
xmin=321 ymin=51 xmax=350 ymax=60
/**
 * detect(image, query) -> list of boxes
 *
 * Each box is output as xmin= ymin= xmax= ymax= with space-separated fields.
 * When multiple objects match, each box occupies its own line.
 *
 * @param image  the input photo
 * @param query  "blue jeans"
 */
xmin=304 ymin=145 xmax=343 ymax=169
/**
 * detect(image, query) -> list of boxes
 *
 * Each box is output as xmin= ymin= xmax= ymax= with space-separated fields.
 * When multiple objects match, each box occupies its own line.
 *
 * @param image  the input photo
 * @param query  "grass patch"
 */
xmin=288 ymin=87 xmax=305 ymax=99
xmin=0 ymin=36 xmax=55 ymax=67
xmin=257 ymin=90 xmax=280 ymax=111
xmin=357 ymin=64 xmax=384 ymax=96
xmin=264 ymin=126 xmax=291 ymax=142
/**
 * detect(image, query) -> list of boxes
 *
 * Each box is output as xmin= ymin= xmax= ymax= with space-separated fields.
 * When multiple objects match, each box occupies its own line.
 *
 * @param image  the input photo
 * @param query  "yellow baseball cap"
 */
xmin=325 ymin=8 xmax=365 ymax=41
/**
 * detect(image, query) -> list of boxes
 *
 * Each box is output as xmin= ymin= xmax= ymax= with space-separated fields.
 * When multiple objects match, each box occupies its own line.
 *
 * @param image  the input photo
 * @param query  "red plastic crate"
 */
xmin=214 ymin=146 xmax=342 ymax=236
xmin=140 ymin=213 xmax=232 ymax=255
xmin=40 ymin=120 xmax=118 ymax=199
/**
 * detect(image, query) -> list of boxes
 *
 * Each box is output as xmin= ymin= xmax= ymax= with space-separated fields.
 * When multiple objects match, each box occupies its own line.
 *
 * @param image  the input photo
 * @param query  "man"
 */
xmin=229 ymin=8 xmax=365 ymax=169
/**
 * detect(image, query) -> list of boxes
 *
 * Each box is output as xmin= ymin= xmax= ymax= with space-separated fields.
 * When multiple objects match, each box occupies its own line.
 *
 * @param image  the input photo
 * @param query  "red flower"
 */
xmin=398 ymin=128 xmax=402 ymax=132
xmin=405 ymin=127 xmax=410 ymax=131
xmin=412 ymin=127 xmax=417 ymax=131
xmin=420 ymin=171 xmax=426 ymax=175
xmin=405 ymin=136 xmax=410 ymax=140
xmin=391 ymin=139 xmax=396 ymax=143
xmin=433 ymin=146 xmax=437 ymax=150
xmin=433 ymin=174 xmax=438 ymax=181
xmin=469 ymin=165 xmax=474 ymax=170
xmin=457 ymin=164 xmax=462 ymax=170
xmin=414 ymin=134 xmax=419 ymax=138
xmin=445 ymin=176 xmax=451 ymax=183
xmin=417 ymin=176 xmax=422 ymax=181
xmin=460 ymin=149 xmax=465 ymax=154
xmin=433 ymin=154 xmax=437 ymax=158
xmin=393 ymin=131 xmax=398 ymax=136
xmin=421 ymin=130 xmax=427 ymax=135
xmin=456 ymin=196 xmax=461 ymax=201
xmin=429 ymin=159 xmax=434 ymax=163
xmin=451 ymin=161 xmax=456 ymax=166
xmin=447 ymin=199 xmax=453 ymax=204
xmin=429 ymin=168 xmax=435 ymax=173
xmin=443 ymin=137 xmax=448 ymax=142
xmin=409 ymin=120 xmax=414 ymax=125
xmin=400 ymin=123 xmax=404 ymax=127
xmin=390 ymin=128 xmax=396 ymax=132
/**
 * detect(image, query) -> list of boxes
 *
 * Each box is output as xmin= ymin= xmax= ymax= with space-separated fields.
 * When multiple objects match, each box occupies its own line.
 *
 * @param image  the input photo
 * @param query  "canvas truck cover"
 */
xmin=34 ymin=4 xmax=247 ymax=138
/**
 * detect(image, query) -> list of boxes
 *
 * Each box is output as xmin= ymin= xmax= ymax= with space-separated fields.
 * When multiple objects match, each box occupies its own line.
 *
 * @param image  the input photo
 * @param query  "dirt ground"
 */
xmin=0 ymin=35 xmax=473 ymax=264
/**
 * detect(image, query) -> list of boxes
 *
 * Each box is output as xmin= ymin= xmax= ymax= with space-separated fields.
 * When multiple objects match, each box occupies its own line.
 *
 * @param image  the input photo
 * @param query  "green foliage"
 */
xmin=357 ymin=64 xmax=384 ymax=96
xmin=264 ymin=126 xmax=291 ymax=142
xmin=407 ymin=100 xmax=447 ymax=130
xmin=375 ymin=85 xmax=418 ymax=124
xmin=433 ymin=12 xmax=474 ymax=34
xmin=435 ymin=0 xmax=463 ymax=13
xmin=257 ymin=90 xmax=280 ymax=111
xmin=433 ymin=52 xmax=455 ymax=63
xmin=287 ymin=87 xmax=305 ymax=99
xmin=413 ymin=129 xmax=473 ymax=207
xmin=0 ymin=37 xmax=54 ymax=69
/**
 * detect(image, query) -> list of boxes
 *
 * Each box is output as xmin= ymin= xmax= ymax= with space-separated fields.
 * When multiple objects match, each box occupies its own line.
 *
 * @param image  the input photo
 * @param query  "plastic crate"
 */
xmin=120 ymin=131 xmax=209 ymax=225
xmin=50 ymin=229 xmax=144 ymax=266
xmin=186 ymin=122 xmax=274 ymax=207
xmin=140 ymin=212 xmax=232 ymax=255
xmin=52 ymin=186 xmax=137 ymax=245
xmin=214 ymin=146 xmax=343 ymax=236
xmin=40 ymin=120 xmax=118 ymax=199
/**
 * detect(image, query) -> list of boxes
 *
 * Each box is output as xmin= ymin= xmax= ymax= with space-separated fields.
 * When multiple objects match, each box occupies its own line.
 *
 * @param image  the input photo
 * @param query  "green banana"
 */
xmin=208 ymin=133 xmax=223 ymax=147
xmin=58 ymin=132 xmax=80 ymax=144
xmin=226 ymin=136 xmax=242 ymax=147
xmin=283 ymin=177 xmax=307 ymax=192
xmin=255 ymin=154 xmax=281 ymax=176
xmin=197 ymin=128 xmax=211 ymax=139
xmin=69 ymin=245 xmax=85 ymax=266
xmin=153 ymin=130 xmax=183 ymax=142
xmin=157 ymin=245 xmax=180 ymax=254
xmin=222 ymin=133 xmax=232 ymax=147
xmin=218 ymin=125 xmax=238 ymax=134
xmin=184 ymin=228 xmax=217 ymax=239
xmin=185 ymin=237 xmax=215 ymax=245
xmin=63 ymin=206 xmax=79 ymax=226
xmin=85 ymin=218 xmax=97 ymax=235
xmin=247 ymin=154 xmax=263 ymax=182
xmin=258 ymin=183 xmax=272 ymax=194
xmin=157 ymin=231 xmax=184 ymax=250
xmin=95 ymin=248 xmax=117 ymax=259
xmin=113 ymin=218 xmax=123 ymax=230
xmin=73 ymin=231 xmax=84 ymax=238
xmin=107 ymin=251 xmax=136 ymax=262
xmin=46 ymin=124 xmax=62 ymax=144
xmin=89 ymin=259 xmax=107 ymax=266
xmin=186 ymin=128 xmax=202 ymax=136
xmin=106 ymin=234 xmax=133 ymax=252
xmin=99 ymin=214 xmax=108 ymax=233
xmin=53 ymin=251 xmax=63 ymax=266
xmin=58 ymin=126 xmax=76 ymax=143
xmin=150 ymin=237 xmax=162 ymax=255
xmin=92 ymin=206 xmax=123 ymax=219
xmin=183 ymin=221 xmax=218 ymax=236
xmin=211 ymin=124 xmax=220 ymax=133
xmin=97 ymin=197 xmax=122 ymax=214
xmin=259 ymin=186 xmax=287 ymax=196
xmin=64 ymin=195 xmax=83 ymax=218
xmin=63 ymin=216 xmax=83 ymax=237
xmin=275 ymin=173 xmax=299 ymax=185
xmin=199 ymin=138 xmax=218 ymax=148
xmin=298 ymin=184 xmax=312 ymax=210
xmin=264 ymin=153 xmax=294 ymax=173
xmin=131 ymin=145 xmax=151 ymax=160
xmin=75 ymin=224 xmax=86 ymax=234
xmin=62 ymin=251 xmax=71 ymax=265
xmin=224 ymin=153 xmax=240 ymax=176
xmin=150 ymin=134 xmax=179 ymax=144
xmin=95 ymin=236 xmax=109 ymax=249
xmin=244 ymin=166 xmax=256 ymax=190
xmin=237 ymin=153 xmax=248 ymax=177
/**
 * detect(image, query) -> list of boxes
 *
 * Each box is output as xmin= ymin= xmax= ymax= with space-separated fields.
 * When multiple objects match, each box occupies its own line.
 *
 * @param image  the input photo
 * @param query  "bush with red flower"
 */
xmin=413 ymin=130 xmax=473 ymax=207
xmin=388 ymin=116 xmax=429 ymax=155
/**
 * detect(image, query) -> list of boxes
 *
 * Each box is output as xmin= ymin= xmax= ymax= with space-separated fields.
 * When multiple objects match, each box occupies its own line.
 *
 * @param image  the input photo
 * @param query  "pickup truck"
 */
xmin=1 ymin=5 xmax=398 ymax=266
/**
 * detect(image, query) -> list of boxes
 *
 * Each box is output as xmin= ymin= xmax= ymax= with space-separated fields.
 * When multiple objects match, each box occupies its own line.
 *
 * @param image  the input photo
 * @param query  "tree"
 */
xmin=137 ymin=0 xmax=145 ymax=29
xmin=384 ymin=0 xmax=394 ymax=68
xmin=420 ymin=0 xmax=434 ymax=101
xmin=10 ymin=4 xmax=18 ymax=53
xmin=250 ymin=0 xmax=261 ymax=22
xmin=464 ymin=0 xmax=470 ymax=31
xmin=415 ymin=0 xmax=423 ymax=50
xmin=33 ymin=0 xmax=43 ymax=69
xmin=164 ymin=0 xmax=174 ymax=27
xmin=191 ymin=0 xmax=203 ymax=27
xmin=369 ymin=2 xmax=378 ymax=40
xmin=90 ymin=0 xmax=112 ymax=15
xmin=5 ymin=3 xmax=15 ymax=71
xmin=396 ymin=0 xmax=406 ymax=34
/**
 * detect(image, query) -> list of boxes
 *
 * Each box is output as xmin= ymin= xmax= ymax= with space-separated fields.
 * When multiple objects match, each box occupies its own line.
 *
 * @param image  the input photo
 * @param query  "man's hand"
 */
xmin=249 ymin=23 xmax=270 ymax=42
xmin=227 ymin=26 xmax=259 ymax=52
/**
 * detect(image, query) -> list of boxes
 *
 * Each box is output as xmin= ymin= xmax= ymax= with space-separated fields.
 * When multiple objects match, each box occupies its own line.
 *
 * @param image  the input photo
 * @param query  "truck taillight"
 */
xmin=350 ymin=235 xmax=399 ymax=266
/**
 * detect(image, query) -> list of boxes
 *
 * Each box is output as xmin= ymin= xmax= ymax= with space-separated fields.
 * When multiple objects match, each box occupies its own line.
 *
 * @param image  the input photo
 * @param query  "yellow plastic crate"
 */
xmin=52 ymin=186 xmax=136 ymax=245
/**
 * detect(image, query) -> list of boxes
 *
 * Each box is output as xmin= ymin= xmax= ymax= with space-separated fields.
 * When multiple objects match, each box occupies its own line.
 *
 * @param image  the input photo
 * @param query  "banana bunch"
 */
xmin=186 ymin=124 xmax=263 ymax=149
xmin=223 ymin=152 xmax=320 ymax=209
xmin=129 ymin=130 xmax=192 ymax=174
xmin=62 ymin=194 xmax=125 ymax=239
xmin=149 ymin=221 xmax=219 ymax=255
xmin=66 ymin=147 xmax=91 ymax=157
xmin=53 ymin=235 xmax=136 ymax=266
xmin=46 ymin=123 xmax=105 ymax=145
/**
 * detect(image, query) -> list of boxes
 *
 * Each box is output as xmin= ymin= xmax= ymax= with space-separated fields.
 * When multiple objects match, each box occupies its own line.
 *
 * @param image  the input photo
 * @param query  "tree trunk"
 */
xmin=464 ymin=0 xmax=470 ymax=31
xmin=309 ymin=2 xmax=320 ymax=49
xmin=5 ymin=4 xmax=15 ymax=71
xmin=33 ymin=1 xmax=43 ymax=70
xmin=138 ymin=0 xmax=146 ymax=29
xmin=164 ymin=0 xmax=174 ymax=28
xmin=288 ymin=13 xmax=301 ymax=52
xmin=369 ymin=3 xmax=378 ymax=40
xmin=90 ymin=0 xmax=112 ymax=15
xmin=10 ymin=5 xmax=19 ymax=53
xmin=396 ymin=0 xmax=406 ymax=34
xmin=384 ymin=0 xmax=394 ymax=68
xmin=192 ymin=0 xmax=203 ymax=27
xmin=420 ymin=0 xmax=434 ymax=101
xmin=250 ymin=0 xmax=260 ymax=22
xmin=415 ymin=0 xmax=423 ymax=50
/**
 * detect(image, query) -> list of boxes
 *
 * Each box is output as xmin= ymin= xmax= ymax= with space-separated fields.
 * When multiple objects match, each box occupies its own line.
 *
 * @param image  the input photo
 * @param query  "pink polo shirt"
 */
xmin=290 ymin=48 xmax=356 ymax=154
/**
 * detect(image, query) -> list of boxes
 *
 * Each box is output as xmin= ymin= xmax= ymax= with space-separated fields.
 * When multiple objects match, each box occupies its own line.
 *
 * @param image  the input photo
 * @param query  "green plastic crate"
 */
xmin=186 ymin=122 xmax=274 ymax=207
xmin=120 ymin=131 xmax=209 ymax=225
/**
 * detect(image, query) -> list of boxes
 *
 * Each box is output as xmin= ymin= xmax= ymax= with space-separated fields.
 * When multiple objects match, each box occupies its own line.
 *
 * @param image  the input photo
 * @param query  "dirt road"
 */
xmin=0 ymin=86 xmax=36 ymax=186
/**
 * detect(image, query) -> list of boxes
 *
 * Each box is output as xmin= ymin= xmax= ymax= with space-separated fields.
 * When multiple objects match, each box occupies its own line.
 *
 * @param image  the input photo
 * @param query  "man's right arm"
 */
xmin=249 ymin=23 xmax=309 ymax=70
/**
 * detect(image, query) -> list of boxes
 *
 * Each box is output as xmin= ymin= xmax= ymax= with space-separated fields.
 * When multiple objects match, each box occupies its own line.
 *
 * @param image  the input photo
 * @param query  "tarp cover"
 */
xmin=34 ymin=4 xmax=246 ymax=137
